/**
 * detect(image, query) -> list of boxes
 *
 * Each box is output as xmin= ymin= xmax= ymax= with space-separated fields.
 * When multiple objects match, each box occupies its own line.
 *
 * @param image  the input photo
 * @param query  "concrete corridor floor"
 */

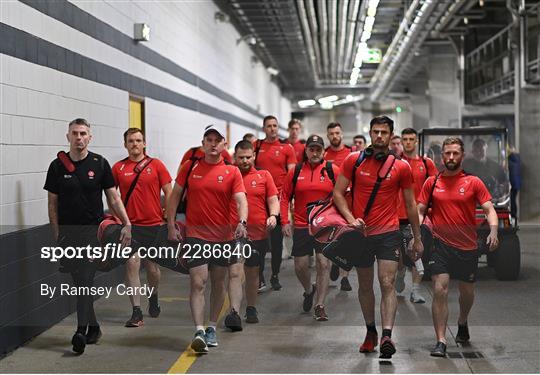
xmin=1 ymin=227 xmax=539 ymax=373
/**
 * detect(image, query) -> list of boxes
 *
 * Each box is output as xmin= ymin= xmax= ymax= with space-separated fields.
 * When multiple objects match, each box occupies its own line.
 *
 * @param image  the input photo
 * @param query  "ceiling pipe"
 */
xmin=370 ymin=0 xmax=450 ymax=102
xmin=296 ymin=0 xmax=321 ymax=83
xmin=342 ymin=0 xmax=361 ymax=80
xmin=305 ymin=0 xmax=323 ymax=82
xmin=434 ymin=0 xmax=472 ymax=34
xmin=318 ymin=0 xmax=330 ymax=80
xmin=328 ymin=0 xmax=337 ymax=81
xmin=336 ymin=0 xmax=350 ymax=80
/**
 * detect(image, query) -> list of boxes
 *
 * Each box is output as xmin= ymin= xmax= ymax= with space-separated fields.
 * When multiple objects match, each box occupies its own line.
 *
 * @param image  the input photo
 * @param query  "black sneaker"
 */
xmin=224 ymin=309 xmax=243 ymax=331
xmin=148 ymin=295 xmax=161 ymax=318
xmin=245 ymin=306 xmax=259 ymax=324
xmin=430 ymin=341 xmax=447 ymax=357
xmin=340 ymin=277 xmax=352 ymax=291
xmin=302 ymin=284 xmax=317 ymax=312
xmin=71 ymin=332 xmax=86 ymax=354
xmin=125 ymin=307 xmax=144 ymax=327
xmin=330 ymin=264 xmax=340 ymax=281
xmin=379 ymin=336 xmax=397 ymax=359
xmin=85 ymin=326 xmax=102 ymax=345
xmin=270 ymin=275 xmax=282 ymax=291
xmin=456 ymin=323 xmax=470 ymax=344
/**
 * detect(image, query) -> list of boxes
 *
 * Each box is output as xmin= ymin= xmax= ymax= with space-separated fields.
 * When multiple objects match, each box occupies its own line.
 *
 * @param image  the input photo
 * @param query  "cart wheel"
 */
xmin=494 ymin=234 xmax=521 ymax=281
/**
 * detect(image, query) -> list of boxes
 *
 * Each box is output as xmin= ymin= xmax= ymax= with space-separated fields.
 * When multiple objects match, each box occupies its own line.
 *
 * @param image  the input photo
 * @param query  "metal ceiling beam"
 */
xmin=318 ymin=0 xmax=330 ymax=80
xmin=370 ymin=0 xmax=452 ymax=102
xmin=296 ymin=0 xmax=320 ymax=82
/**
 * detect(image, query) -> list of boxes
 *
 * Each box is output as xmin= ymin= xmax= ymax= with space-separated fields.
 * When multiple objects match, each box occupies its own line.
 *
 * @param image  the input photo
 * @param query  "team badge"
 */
xmin=217 ymin=175 xmax=224 ymax=183
xmin=459 ymin=187 xmax=465 ymax=195
xmin=88 ymin=170 xmax=95 ymax=179
xmin=146 ymin=167 xmax=152 ymax=174
xmin=251 ymin=180 xmax=257 ymax=187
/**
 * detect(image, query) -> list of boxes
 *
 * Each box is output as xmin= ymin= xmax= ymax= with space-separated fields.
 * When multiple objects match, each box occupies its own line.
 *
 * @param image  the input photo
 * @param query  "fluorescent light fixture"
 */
xmin=320 ymin=101 xmax=334 ymax=110
xmin=346 ymin=95 xmax=353 ymax=101
xmin=267 ymin=67 xmax=280 ymax=76
xmin=362 ymin=125 xmax=369 ymax=133
xmin=298 ymin=99 xmax=316 ymax=108
xmin=318 ymin=95 xmax=339 ymax=103
xmin=350 ymin=0 xmax=382 ymax=85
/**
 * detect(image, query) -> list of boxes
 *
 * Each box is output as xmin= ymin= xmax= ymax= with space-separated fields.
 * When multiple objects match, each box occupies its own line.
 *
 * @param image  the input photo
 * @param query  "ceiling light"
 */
xmin=320 ymin=102 xmax=334 ymax=110
xmin=237 ymin=34 xmax=257 ymax=46
xmin=318 ymin=95 xmax=339 ymax=103
xmin=298 ymin=99 xmax=316 ymax=108
xmin=346 ymin=95 xmax=353 ymax=101
xmin=267 ymin=67 xmax=280 ymax=76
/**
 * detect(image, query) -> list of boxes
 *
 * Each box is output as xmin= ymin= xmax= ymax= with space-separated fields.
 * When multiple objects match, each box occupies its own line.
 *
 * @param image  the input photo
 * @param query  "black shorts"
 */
xmin=183 ymin=237 xmax=242 ymax=269
xmin=245 ymin=239 xmax=268 ymax=267
xmin=430 ymin=239 xmax=478 ymax=283
xmin=399 ymin=224 xmax=416 ymax=268
xmin=338 ymin=230 xmax=401 ymax=268
xmin=292 ymin=228 xmax=324 ymax=257
xmin=132 ymin=225 xmax=162 ymax=251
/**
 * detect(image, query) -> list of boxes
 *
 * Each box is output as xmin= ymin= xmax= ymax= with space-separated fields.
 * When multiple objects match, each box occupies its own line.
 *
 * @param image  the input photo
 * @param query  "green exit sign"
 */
xmin=362 ymin=48 xmax=382 ymax=63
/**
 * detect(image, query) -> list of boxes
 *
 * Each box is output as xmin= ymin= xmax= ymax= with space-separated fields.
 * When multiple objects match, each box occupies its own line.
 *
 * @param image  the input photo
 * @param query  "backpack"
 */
xmin=290 ymin=161 xmax=335 ymax=202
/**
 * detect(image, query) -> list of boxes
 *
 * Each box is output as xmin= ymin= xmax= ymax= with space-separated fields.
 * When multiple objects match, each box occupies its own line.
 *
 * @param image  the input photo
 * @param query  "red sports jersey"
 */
xmin=323 ymin=146 xmax=352 ymax=167
xmin=281 ymin=162 xmax=340 ymax=228
xmin=418 ymin=171 xmax=492 ymax=250
xmin=112 ymin=158 xmax=171 ymax=226
xmin=176 ymin=158 xmax=246 ymax=242
xmin=253 ymin=139 xmax=297 ymax=192
xmin=341 ymin=152 xmax=413 ymax=236
xmin=398 ymin=155 xmax=438 ymax=219
xmin=180 ymin=147 xmax=232 ymax=166
xmin=231 ymin=167 xmax=278 ymax=240
xmin=288 ymin=139 xmax=306 ymax=162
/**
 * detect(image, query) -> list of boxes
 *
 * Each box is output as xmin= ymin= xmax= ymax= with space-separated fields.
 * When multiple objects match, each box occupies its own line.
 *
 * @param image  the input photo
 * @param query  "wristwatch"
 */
xmin=269 ymin=214 xmax=280 ymax=219
xmin=239 ymin=220 xmax=247 ymax=227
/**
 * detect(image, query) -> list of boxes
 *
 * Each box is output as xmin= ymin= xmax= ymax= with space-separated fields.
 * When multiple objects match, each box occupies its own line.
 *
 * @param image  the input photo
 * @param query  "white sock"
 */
xmin=196 ymin=325 xmax=205 ymax=332
xmin=412 ymin=283 xmax=420 ymax=293
xmin=208 ymin=321 xmax=217 ymax=330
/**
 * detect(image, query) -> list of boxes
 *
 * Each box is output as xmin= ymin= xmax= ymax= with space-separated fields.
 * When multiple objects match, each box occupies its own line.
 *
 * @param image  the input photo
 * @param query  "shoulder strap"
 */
xmin=421 ymin=156 xmax=429 ymax=179
xmin=423 ymin=172 xmax=441 ymax=223
xmin=363 ymin=154 xmax=397 ymax=218
xmin=324 ymin=161 xmax=336 ymax=185
xmin=189 ymin=146 xmax=199 ymax=160
xmin=254 ymin=140 xmax=262 ymax=165
xmin=290 ymin=163 xmax=303 ymax=202
xmin=182 ymin=157 xmax=200 ymax=189
xmin=350 ymin=151 xmax=366 ymax=209
xmin=57 ymin=151 xmax=75 ymax=173
xmin=123 ymin=157 xmax=154 ymax=207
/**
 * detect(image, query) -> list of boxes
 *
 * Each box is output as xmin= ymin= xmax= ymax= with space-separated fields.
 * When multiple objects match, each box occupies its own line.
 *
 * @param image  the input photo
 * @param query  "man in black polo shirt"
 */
xmin=44 ymin=118 xmax=132 ymax=354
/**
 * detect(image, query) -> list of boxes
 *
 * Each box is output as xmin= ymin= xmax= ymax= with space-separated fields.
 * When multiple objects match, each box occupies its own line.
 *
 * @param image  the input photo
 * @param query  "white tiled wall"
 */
xmin=0 ymin=1 xmax=291 ymax=231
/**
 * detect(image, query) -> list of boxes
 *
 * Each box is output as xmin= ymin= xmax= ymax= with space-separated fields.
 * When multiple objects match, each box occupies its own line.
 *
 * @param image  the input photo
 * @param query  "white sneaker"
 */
xmin=395 ymin=268 xmax=406 ymax=293
xmin=410 ymin=291 xmax=426 ymax=304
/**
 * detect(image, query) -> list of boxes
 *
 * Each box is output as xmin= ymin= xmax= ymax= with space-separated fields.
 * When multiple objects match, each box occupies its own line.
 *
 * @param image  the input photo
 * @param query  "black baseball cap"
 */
xmin=306 ymin=134 xmax=325 ymax=148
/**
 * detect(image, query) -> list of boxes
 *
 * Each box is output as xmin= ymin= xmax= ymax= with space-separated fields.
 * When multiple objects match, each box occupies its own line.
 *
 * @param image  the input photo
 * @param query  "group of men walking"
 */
xmin=45 ymin=114 xmax=498 ymax=358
